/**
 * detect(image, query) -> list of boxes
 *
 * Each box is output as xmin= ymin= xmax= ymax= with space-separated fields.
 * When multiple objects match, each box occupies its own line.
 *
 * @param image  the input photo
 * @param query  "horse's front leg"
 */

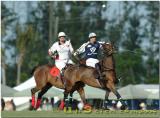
xmin=63 ymin=80 xmax=73 ymax=111
xmin=106 ymin=81 xmax=127 ymax=110
xmin=103 ymin=90 xmax=110 ymax=110
xmin=77 ymin=87 xmax=86 ymax=105
xmin=112 ymin=89 xmax=127 ymax=109
xmin=77 ymin=87 xmax=92 ymax=110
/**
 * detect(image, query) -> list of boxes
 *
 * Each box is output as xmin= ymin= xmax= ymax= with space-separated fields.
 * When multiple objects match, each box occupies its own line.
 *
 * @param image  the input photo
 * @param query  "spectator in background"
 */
xmin=1 ymin=98 xmax=5 ymax=111
xmin=11 ymin=99 xmax=16 ymax=111
xmin=4 ymin=101 xmax=13 ymax=111
xmin=42 ymin=98 xmax=52 ymax=111
xmin=110 ymin=100 xmax=117 ymax=110
xmin=139 ymin=102 xmax=147 ymax=110
xmin=29 ymin=99 xmax=32 ymax=110
xmin=51 ymin=97 xmax=54 ymax=109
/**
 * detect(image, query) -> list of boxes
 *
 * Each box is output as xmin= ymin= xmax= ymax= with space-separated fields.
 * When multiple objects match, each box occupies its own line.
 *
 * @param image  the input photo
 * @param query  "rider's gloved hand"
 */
xmin=48 ymin=50 xmax=52 ymax=56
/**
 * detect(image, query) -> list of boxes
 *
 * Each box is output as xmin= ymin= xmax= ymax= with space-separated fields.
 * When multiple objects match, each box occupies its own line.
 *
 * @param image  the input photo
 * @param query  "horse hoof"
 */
xmin=33 ymin=108 xmax=37 ymax=111
xmin=121 ymin=105 xmax=127 ymax=110
xmin=30 ymin=107 xmax=35 ymax=111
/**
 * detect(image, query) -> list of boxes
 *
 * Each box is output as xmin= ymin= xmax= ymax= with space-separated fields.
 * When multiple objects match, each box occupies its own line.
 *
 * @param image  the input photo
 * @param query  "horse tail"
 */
xmin=31 ymin=65 xmax=39 ymax=75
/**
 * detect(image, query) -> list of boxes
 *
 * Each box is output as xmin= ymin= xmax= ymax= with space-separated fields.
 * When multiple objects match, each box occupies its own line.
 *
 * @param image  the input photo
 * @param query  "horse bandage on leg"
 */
xmin=35 ymin=99 xmax=41 ymax=109
xmin=31 ymin=95 xmax=35 ymax=107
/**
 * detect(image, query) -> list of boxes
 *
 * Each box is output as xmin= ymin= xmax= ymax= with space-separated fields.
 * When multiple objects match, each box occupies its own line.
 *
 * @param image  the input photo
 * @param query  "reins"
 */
xmin=101 ymin=48 xmax=115 ymax=72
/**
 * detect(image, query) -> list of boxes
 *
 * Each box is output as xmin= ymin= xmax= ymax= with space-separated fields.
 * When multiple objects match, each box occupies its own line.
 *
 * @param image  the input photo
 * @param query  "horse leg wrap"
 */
xmin=64 ymin=98 xmax=69 ymax=108
xmin=69 ymin=96 xmax=73 ymax=107
xmin=31 ymin=95 xmax=35 ymax=107
xmin=35 ymin=99 xmax=41 ymax=109
xmin=119 ymin=98 xmax=126 ymax=106
xmin=114 ymin=90 xmax=126 ymax=107
xmin=115 ymin=90 xmax=121 ymax=99
xmin=104 ymin=100 xmax=109 ymax=109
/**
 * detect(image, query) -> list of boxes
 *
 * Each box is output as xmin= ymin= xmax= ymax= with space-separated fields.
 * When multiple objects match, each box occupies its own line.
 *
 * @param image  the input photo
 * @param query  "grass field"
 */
xmin=1 ymin=110 xmax=160 ymax=118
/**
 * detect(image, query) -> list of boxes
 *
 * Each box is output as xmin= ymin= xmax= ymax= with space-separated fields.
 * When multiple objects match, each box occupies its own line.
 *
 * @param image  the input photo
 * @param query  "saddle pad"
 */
xmin=50 ymin=66 xmax=60 ymax=77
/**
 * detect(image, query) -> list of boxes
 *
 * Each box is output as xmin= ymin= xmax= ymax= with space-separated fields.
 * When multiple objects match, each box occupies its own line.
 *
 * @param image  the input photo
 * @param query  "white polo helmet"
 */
xmin=89 ymin=32 xmax=96 ymax=38
xmin=58 ymin=32 xmax=66 ymax=38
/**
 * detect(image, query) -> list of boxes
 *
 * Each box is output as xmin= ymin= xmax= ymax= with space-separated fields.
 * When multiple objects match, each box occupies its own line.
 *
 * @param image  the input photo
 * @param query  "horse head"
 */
xmin=102 ymin=42 xmax=115 ymax=56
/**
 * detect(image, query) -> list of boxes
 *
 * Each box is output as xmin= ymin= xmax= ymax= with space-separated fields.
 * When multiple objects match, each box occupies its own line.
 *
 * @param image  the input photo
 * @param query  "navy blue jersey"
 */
xmin=84 ymin=42 xmax=101 ymax=59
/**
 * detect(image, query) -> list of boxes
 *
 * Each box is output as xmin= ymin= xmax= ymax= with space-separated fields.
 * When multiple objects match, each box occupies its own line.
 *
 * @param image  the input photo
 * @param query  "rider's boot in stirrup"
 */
xmin=95 ymin=63 xmax=103 ymax=79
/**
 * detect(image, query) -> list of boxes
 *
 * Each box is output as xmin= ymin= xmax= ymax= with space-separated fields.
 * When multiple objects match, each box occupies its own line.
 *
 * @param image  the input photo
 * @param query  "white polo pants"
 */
xmin=86 ymin=58 xmax=99 ymax=68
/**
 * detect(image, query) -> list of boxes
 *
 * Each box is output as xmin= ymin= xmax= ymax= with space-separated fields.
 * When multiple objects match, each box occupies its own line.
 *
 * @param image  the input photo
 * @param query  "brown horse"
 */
xmin=63 ymin=43 xmax=126 ymax=109
xmin=30 ymin=63 xmax=86 ymax=110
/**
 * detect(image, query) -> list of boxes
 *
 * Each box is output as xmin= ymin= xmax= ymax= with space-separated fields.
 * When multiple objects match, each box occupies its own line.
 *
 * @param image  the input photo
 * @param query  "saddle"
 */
xmin=49 ymin=64 xmax=74 ymax=86
xmin=49 ymin=66 xmax=66 ymax=87
xmin=50 ymin=66 xmax=60 ymax=78
xmin=78 ymin=63 xmax=103 ymax=80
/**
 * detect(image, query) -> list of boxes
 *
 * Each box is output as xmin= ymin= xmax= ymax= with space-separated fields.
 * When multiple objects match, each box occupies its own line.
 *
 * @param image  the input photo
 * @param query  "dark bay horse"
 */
xmin=63 ymin=43 xmax=126 ymax=109
xmin=31 ymin=64 xmax=85 ymax=110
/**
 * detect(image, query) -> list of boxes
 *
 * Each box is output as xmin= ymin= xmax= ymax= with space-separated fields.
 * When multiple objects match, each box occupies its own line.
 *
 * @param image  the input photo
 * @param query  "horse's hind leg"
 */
xmin=63 ymin=91 xmax=74 ymax=111
xmin=68 ymin=89 xmax=77 ymax=110
xmin=35 ymin=83 xmax=52 ymax=109
xmin=63 ymin=80 xmax=73 ymax=111
xmin=31 ymin=87 xmax=39 ymax=109
xmin=103 ymin=90 xmax=110 ymax=110
xmin=63 ymin=91 xmax=69 ymax=111
xmin=69 ymin=92 xmax=73 ymax=108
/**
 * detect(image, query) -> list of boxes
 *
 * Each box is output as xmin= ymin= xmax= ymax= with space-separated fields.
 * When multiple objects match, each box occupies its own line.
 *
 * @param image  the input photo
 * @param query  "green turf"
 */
xmin=1 ymin=110 xmax=160 ymax=118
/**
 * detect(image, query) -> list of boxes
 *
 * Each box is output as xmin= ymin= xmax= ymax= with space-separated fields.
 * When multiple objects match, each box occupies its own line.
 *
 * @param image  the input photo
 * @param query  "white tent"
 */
xmin=1 ymin=84 xmax=18 ymax=97
xmin=14 ymin=87 xmax=63 ymax=97
xmin=13 ymin=76 xmax=63 ymax=92
xmin=14 ymin=77 xmax=36 ymax=91
xmin=109 ymin=84 xmax=159 ymax=100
